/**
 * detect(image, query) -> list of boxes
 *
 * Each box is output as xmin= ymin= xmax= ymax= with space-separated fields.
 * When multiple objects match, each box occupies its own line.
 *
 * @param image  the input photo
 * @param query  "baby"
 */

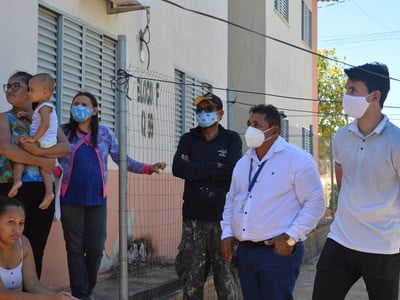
xmin=8 ymin=73 xmax=59 ymax=209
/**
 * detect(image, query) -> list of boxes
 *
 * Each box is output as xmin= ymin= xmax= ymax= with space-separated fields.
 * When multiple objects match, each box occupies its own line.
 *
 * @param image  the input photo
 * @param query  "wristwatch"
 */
xmin=284 ymin=234 xmax=296 ymax=246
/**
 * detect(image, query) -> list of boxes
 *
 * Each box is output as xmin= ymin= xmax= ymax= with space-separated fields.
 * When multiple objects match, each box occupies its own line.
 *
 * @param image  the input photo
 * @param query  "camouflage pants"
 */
xmin=175 ymin=219 xmax=241 ymax=300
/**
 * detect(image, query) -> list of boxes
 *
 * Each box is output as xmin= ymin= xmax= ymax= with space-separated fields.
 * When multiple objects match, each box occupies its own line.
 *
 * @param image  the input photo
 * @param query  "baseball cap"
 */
xmin=194 ymin=93 xmax=223 ymax=110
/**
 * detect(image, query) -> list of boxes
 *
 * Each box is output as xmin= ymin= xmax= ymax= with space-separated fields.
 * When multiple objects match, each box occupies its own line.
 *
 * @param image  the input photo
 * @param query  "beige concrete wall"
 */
xmin=228 ymin=0 xmax=318 ymax=151
xmin=0 ymin=0 xmax=38 ymax=112
xmin=266 ymin=0 xmax=315 ymax=147
xmin=41 ymin=170 xmax=183 ymax=290
xmin=311 ymin=0 xmax=319 ymax=160
xmin=228 ymin=0 xmax=266 ymax=139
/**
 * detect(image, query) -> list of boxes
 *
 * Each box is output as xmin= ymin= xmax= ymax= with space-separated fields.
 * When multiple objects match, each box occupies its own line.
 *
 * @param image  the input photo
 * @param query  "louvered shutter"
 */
xmin=61 ymin=17 xmax=84 ymax=123
xmin=101 ymin=37 xmax=117 ymax=130
xmin=184 ymin=75 xmax=198 ymax=132
xmin=38 ymin=8 xmax=58 ymax=104
xmin=38 ymin=6 xmax=117 ymax=129
xmin=281 ymin=118 xmax=289 ymax=142
xmin=38 ymin=9 xmax=57 ymax=78
xmin=174 ymin=70 xmax=212 ymax=147
xmin=302 ymin=1 xmax=312 ymax=48
xmin=274 ymin=0 xmax=289 ymax=22
xmin=174 ymin=70 xmax=184 ymax=145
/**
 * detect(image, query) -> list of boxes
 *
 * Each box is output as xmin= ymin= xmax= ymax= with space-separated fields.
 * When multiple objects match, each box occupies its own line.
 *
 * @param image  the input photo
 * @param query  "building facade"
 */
xmin=0 ymin=0 xmax=319 ymax=290
xmin=228 ymin=0 xmax=318 ymax=155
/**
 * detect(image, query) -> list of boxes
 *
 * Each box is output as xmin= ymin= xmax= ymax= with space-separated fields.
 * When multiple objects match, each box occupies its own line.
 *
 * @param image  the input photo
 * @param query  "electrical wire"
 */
xmin=351 ymin=0 xmax=397 ymax=32
xmin=319 ymin=31 xmax=400 ymax=46
xmin=159 ymin=0 xmax=400 ymax=83
xmin=232 ymin=0 xmax=259 ymax=90
xmin=114 ymin=69 xmax=400 ymax=112
xmin=318 ymin=0 xmax=350 ymax=9
xmin=139 ymin=9 xmax=151 ymax=69
xmin=116 ymin=69 xmax=322 ymax=103
xmin=114 ymin=68 xmax=400 ymax=119
xmin=113 ymin=3 xmax=400 ymax=115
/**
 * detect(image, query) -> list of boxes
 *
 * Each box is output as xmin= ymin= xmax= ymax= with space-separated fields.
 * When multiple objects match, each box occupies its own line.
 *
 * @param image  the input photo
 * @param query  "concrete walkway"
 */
xmin=93 ymin=255 xmax=371 ymax=299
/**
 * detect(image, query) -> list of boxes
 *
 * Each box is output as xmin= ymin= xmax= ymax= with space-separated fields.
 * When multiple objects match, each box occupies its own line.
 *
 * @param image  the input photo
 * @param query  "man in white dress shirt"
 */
xmin=221 ymin=104 xmax=326 ymax=300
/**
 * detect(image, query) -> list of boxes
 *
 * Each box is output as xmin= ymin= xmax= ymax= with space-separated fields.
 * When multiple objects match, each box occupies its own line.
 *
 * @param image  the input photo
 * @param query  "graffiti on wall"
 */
xmin=136 ymin=78 xmax=160 ymax=138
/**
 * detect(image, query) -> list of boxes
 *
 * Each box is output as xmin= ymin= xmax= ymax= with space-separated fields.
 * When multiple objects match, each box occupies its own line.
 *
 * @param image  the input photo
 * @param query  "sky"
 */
xmin=318 ymin=0 xmax=400 ymax=126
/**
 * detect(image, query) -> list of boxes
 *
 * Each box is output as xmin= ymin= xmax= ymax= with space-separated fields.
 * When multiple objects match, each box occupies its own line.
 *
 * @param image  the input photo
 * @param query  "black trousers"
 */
xmin=61 ymin=202 xmax=107 ymax=300
xmin=313 ymin=238 xmax=400 ymax=300
xmin=0 ymin=182 xmax=54 ymax=279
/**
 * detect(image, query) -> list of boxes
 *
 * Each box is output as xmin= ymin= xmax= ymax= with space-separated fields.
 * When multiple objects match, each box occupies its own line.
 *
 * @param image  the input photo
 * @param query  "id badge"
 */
xmin=237 ymin=192 xmax=249 ymax=213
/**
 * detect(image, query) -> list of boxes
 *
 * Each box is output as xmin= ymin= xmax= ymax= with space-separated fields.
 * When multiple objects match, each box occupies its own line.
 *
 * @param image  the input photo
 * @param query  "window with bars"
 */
xmin=274 ymin=0 xmax=289 ymax=22
xmin=280 ymin=118 xmax=289 ymax=142
xmin=38 ymin=6 xmax=117 ymax=130
xmin=174 ymin=70 xmax=212 ymax=146
xmin=301 ymin=1 xmax=312 ymax=48
xmin=302 ymin=125 xmax=313 ymax=154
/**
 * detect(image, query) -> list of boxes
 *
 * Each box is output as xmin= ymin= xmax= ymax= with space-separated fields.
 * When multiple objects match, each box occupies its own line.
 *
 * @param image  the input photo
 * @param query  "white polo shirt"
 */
xmin=221 ymin=136 xmax=326 ymax=242
xmin=329 ymin=115 xmax=400 ymax=254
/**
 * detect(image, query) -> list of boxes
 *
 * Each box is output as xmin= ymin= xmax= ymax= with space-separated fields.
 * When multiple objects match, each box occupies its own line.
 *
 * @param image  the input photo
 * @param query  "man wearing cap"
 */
xmin=173 ymin=92 xmax=242 ymax=299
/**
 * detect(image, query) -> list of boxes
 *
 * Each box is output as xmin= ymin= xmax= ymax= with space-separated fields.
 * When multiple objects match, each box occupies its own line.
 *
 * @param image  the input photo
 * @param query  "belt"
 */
xmin=240 ymin=240 xmax=272 ymax=248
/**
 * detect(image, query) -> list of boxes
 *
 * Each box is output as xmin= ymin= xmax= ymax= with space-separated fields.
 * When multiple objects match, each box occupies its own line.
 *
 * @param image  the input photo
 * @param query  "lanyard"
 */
xmin=248 ymin=159 xmax=267 ymax=192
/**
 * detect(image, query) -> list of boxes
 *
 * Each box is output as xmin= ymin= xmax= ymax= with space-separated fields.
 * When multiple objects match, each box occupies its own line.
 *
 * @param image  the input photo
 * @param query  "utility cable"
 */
xmin=114 ymin=69 xmax=400 ymax=110
xmin=160 ymin=0 xmax=400 ymax=83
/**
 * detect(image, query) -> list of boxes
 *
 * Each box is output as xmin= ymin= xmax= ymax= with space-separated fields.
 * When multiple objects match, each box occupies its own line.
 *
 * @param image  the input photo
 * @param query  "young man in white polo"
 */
xmin=313 ymin=62 xmax=400 ymax=300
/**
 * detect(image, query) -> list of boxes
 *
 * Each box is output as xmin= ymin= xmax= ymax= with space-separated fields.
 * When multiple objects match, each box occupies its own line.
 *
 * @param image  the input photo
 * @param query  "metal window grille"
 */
xmin=280 ymin=118 xmax=289 ymax=142
xmin=301 ymin=1 xmax=312 ymax=48
xmin=302 ymin=125 xmax=313 ymax=154
xmin=274 ymin=0 xmax=289 ymax=22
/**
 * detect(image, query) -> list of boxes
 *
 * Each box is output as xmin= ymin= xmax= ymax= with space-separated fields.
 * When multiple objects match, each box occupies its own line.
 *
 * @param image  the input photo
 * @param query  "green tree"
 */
xmin=318 ymin=49 xmax=348 ymax=161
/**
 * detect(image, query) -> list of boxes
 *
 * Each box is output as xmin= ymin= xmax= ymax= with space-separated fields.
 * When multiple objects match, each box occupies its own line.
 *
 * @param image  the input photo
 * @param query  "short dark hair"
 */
xmin=0 ymin=196 xmax=25 ymax=217
xmin=344 ymin=62 xmax=390 ymax=108
xmin=249 ymin=104 xmax=281 ymax=128
xmin=9 ymin=71 xmax=32 ymax=85
xmin=8 ymin=71 xmax=35 ymax=109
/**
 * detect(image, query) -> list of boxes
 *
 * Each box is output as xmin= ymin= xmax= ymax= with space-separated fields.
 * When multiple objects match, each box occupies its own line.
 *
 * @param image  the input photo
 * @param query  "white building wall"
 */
xmin=0 ymin=0 xmax=228 ymax=163
xmin=228 ymin=0 xmax=266 ymax=138
xmin=0 ymin=0 xmax=228 ymax=289
xmin=228 ymin=0 xmax=316 ymax=149
xmin=266 ymin=0 xmax=314 ymax=147
xmin=0 ymin=1 xmax=38 ymax=112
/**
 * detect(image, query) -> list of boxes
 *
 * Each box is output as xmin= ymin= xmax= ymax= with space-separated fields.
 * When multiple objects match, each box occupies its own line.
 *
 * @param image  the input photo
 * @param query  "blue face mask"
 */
xmin=71 ymin=105 xmax=94 ymax=122
xmin=196 ymin=110 xmax=219 ymax=128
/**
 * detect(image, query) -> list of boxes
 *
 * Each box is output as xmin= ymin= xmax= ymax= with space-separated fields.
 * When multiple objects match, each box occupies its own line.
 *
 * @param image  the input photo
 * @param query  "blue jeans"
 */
xmin=236 ymin=241 xmax=304 ymax=300
xmin=61 ymin=202 xmax=107 ymax=300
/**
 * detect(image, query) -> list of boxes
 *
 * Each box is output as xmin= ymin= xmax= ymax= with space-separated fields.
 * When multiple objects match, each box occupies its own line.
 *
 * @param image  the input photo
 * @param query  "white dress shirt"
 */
xmin=221 ymin=136 xmax=326 ymax=242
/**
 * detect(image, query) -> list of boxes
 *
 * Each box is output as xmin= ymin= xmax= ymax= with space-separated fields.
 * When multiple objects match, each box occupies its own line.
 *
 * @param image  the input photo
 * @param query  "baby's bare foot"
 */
xmin=8 ymin=181 xmax=23 ymax=198
xmin=39 ymin=193 xmax=55 ymax=210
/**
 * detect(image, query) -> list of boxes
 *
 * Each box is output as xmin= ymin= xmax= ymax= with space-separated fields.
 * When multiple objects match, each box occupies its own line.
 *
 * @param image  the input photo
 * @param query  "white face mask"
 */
xmin=196 ymin=110 xmax=219 ymax=128
xmin=244 ymin=126 xmax=274 ymax=148
xmin=342 ymin=93 xmax=371 ymax=119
